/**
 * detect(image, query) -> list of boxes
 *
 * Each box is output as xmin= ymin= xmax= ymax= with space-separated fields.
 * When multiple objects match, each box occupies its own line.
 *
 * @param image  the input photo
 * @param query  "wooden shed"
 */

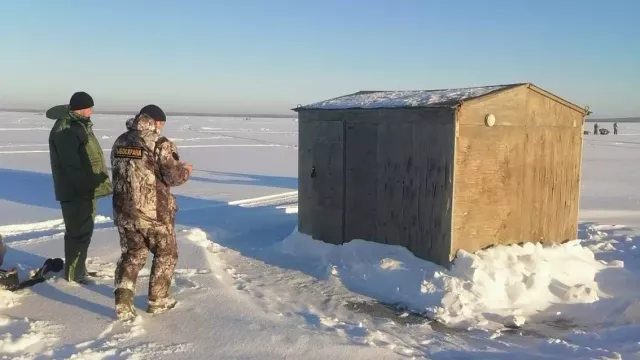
xmin=293 ymin=83 xmax=588 ymax=267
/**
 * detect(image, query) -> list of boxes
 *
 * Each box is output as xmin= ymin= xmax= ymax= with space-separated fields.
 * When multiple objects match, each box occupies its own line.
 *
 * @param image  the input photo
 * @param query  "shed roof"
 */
xmin=295 ymin=84 xmax=523 ymax=111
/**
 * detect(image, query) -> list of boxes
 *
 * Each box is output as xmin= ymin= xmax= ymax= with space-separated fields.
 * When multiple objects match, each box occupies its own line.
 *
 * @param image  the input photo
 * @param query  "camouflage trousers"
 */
xmin=114 ymin=223 xmax=178 ymax=301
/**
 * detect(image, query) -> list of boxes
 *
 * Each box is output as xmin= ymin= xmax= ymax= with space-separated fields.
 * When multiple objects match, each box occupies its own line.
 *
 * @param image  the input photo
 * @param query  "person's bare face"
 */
xmin=155 ymin=121 xmax=165 ymax=132
xmin=74 ymin=107 xmax=93 ymax=118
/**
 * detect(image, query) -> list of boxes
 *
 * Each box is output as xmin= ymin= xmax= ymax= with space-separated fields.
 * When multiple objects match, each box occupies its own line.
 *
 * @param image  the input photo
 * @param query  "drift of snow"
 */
xmin=300 ymin=85 xmax=512 ymax=110
xmin=280 ymin=230 xmax=612 ymax=330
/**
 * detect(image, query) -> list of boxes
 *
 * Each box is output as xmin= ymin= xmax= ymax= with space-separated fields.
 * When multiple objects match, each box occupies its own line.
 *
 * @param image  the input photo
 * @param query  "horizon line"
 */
xmin=1 ymin=107 xmax=638 ymax=122
xmin=0 ymin=107 xmax=296 ymax=119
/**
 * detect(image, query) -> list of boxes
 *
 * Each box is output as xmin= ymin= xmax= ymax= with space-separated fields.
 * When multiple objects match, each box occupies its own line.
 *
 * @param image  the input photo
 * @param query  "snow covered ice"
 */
xmin=1 ymin=112 xmax=640 ymax=359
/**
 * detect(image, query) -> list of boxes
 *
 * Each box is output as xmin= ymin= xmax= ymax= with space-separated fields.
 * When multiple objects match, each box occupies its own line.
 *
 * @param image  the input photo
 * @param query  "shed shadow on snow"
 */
xmin=0 ymin=168 xmax=300 ymax=277
xmin=7 ymin=168 xmax=640 ymax=356
xmin=0 ymin=168 xmax=297 ymax=257
xmin=190 ymin=170 xmax=298 ymax=190
xmin=0 ymin=168 xmax=113 ymax=216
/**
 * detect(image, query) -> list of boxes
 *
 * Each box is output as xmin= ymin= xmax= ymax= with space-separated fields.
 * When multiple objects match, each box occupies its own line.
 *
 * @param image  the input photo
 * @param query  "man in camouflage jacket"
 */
xmin=110 ymin=105 xmax=192 ymax=321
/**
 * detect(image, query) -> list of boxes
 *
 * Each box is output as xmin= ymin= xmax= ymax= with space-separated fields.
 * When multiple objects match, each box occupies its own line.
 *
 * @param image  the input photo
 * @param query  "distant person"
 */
xmin=614 ymin=122 xmax=619 ymax=135
xmin=47 ymin=92 xmax=113 ymax=283
xmin=594 ymin=123 xmax=599 ymax=135
xmin=111 ymin=105 xmax=193 ymax=321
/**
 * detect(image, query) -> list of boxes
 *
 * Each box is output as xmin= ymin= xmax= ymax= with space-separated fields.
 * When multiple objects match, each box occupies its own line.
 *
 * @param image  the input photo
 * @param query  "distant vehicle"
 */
xmin=599 ymin=128 xmax=610 ymax=135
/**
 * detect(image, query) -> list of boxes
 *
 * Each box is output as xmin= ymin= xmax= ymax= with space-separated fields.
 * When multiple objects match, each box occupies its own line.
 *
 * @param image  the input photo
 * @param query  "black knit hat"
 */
xmin=69 ymin=91 xmax=94 ymax=111
xmin=138 ymin=104 xmax=166 ymax=122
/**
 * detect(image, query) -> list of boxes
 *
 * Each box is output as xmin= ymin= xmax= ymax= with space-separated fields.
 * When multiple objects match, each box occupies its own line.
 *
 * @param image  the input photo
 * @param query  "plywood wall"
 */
xmin=452 ymin=86 xmax=584 ymax=257
xmin=344 ymin=109 xmax=455 ymax=265
xmin=521 ymin=89 xmax=583 ymax=242
xmin=298 ymin=113 xmax=345 ymax=244
xmin=298 ymin=108 xmax=456 ymax=265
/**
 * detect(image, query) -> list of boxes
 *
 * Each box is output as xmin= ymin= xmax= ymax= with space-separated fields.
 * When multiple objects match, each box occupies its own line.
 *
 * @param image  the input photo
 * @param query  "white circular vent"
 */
xmin=485 ymin=114 xmax=496 ymax=127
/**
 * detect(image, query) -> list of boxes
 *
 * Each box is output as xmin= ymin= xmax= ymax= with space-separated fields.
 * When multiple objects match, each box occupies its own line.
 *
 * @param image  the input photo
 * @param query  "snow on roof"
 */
xmin=298 ymin=84 xmax=520 ymax=110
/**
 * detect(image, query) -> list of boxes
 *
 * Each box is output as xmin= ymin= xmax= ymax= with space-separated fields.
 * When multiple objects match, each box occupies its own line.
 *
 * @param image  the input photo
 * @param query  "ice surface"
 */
xmin=1 ymin=111 xmax=640 ymax=359
xmin=280 ymin=230 xmax=608 ymax=330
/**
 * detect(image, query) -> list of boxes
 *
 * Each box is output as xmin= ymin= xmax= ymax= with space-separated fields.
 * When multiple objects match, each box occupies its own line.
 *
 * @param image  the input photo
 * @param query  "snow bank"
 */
xmin=0 ymin=316 xmax=60 ymax=355
xmin=0 ymin=290 xmax=23 ymax=309
xmin=280 ymin=229 xmax=607 ymax=330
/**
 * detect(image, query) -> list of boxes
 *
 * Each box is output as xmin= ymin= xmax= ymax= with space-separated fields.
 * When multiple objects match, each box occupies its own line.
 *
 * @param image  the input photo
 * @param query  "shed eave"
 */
xmin=526 ymin=84 xmax=589 ymax=115
xmin=293 ymin=104 xmax=460 ymax=112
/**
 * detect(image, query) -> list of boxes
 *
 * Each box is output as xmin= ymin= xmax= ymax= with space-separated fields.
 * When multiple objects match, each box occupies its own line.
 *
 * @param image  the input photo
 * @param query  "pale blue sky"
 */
xmin=0 ymin=0 xmax=638 ymax=117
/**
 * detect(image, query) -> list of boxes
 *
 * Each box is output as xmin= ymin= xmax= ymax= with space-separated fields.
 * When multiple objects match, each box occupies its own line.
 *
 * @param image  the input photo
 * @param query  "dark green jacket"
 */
xmin=48 ymin=109 xmax=113 ymax=202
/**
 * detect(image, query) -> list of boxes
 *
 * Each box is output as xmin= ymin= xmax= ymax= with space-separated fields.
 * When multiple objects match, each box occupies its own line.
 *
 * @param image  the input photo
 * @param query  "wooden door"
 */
xmin=298 ymin=118 xmax=345 ymax=244
xmin=344 ymin=121 xmax=379 ymax=243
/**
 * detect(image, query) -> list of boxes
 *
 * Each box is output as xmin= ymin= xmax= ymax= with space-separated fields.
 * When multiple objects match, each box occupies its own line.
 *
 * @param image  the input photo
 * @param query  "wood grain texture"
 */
xmin=304 ymin=108 xmax=454 ymax=125
xmin=311 ymin=119 xmax=345 ymax=244
xmin=374 ymin=121 xmax=414 ymax=249
xmin=413 ymin=120 xmax=455 ymax=264
xmin=527 ymin=88 xmax=584 ymax=127
xmin=297 ymin=113 xmax=345 ymax=244
xmin=345 ymin=121 xmax=379 ymax=242
xmin=297 ymin=115 xmax=314 ymax=235
xmin=341 ymin=108 xmax=455 ymax=266
xmin=452 ymin=125 xmax=526 ymax=254
xmin=520 ymin=90 xmax=583 ymax=242
xmin=458 ymin=86 xmax=528 ymax=126
xmin=452 ymin=87 xmax=584 ymax=257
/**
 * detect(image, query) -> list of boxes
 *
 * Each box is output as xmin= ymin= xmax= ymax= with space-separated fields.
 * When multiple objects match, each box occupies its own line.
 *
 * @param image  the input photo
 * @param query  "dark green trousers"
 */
xmin=60 ymin=198 xmax=97 ymax=282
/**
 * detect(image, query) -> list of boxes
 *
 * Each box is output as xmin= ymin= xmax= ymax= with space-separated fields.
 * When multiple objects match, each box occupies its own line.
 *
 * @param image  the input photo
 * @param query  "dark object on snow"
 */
xmin=599 ymin=128 xmax=610 ymax=135
xmin=583 ymin=131 xmax=590 ymax=135
xmin=1 ymin=258 xmax=64 ymax=291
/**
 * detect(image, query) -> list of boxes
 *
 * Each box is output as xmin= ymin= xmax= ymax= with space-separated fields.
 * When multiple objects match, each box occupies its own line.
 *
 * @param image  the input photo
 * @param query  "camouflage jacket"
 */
xmin=111 ymin=115 xmax=190 ymax=228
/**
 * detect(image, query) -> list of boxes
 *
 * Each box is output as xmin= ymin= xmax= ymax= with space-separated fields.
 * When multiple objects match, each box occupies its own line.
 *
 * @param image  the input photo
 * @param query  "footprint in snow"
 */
xmin=174 ymin=277 xmax=201 ymax=290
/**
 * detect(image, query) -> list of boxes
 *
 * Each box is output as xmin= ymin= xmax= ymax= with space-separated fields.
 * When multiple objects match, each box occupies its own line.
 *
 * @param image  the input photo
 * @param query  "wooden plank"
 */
xmin=304 ymin=108 xmax=454 ymax=125
xmin=411 ymin=119 xmax=455 ymax=265
xmin=310 ymin=118 xmax=345 ymax=245
xmin=452 ymin=88 xmax=583 ymax=255
xmin=391 ymin=122 xmax=414 ymax=249
xmin=375 ymin=119 xmax=430 ymax=249
xmin=431 ymin=123 xmax=456 ymax=265
xmin=520 ymin=90 xmax=583 ymax=243
xmin=460 ymin=86 xmax=583 ymax=128
xmin=451 ymin=124 xmax=526 ymax=254
xmin=375 ymin=120 xmax=394 ymax=245
xmin=528 ymin=89 xmax=584 ymax=127
xmin=528 ymin=84 xmax=587 ymax=115
xmin=345 ymin=121 xmax=378 ymax=242
xmin=458 ymin=86 xmax=529 ymax=126
xmin=521 ymin=127 xmax=582 ymax=243
xmin=297 ymin=115 xmax=315 ymax=235
xmin=303 ymin=108 xmax=456 ymax=266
